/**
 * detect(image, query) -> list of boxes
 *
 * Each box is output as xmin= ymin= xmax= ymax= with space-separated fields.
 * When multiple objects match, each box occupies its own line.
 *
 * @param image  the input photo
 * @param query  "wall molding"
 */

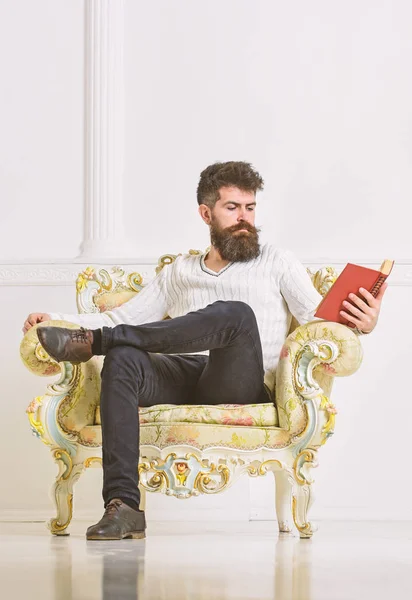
xmin=0 ymin=259 xmax=411 ymax=286
xmin=0 ymin=261 xmax=154 ymax=286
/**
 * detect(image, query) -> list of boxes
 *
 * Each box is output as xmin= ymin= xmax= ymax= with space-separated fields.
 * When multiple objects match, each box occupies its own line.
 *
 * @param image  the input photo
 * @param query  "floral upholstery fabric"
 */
xmin=58 ymin=356 xmax=104 ymax=433
xmin=79 ymin=421 xmax=290 ymax=451
xmin=140 ymin=402 xmax=278 ymax=426
xmin=95 ymin=402 xmax=278 ymax=428
xmin=94 ymin=290 xmax=138 ymax=312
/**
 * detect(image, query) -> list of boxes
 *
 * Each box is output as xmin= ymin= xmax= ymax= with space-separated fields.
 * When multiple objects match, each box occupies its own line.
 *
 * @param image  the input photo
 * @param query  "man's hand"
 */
xmin=340 ymin=282 xmax=389 ymax=334
xmin=23 ymin=313 xmax=52 ymax=335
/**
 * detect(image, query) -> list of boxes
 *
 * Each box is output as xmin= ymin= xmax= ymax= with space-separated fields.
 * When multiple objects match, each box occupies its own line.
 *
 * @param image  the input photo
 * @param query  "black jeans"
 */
xmin=99 ymin=300 xmax=269 ymax=507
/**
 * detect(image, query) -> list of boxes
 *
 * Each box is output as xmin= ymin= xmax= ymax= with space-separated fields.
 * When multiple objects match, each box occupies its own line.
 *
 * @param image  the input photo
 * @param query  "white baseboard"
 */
xmin=3 ymin=507 xmax=412 ymax=523
xmin=250 ymin=506 xmax=412 ymax=521
xmin=0 ymin=507 xmax=250 ymax=523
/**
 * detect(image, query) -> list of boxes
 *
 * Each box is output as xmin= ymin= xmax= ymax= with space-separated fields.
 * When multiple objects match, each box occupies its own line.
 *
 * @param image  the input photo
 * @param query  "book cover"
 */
xmin=314 ymin=259 xmax=394 ymax=326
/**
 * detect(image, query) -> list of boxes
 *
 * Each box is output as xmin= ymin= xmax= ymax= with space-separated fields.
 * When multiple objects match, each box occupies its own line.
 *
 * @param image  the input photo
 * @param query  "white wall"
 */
xmin=0 ymin=0 xmax=84 ymax=260
xmin=123 ymin=0 xmax=412 ymax=259
xmin=1 ymin=0 xmax=412 ymax=524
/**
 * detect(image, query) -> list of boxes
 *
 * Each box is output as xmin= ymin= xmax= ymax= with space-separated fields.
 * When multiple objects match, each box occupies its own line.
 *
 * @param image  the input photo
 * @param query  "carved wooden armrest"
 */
xmin=20 ymin=321 xmax=80 ymax=378
xmin=21 ymin=321 xmax=102 ymax=448
xmin=276 ymin=320 xmax=363 ymax=447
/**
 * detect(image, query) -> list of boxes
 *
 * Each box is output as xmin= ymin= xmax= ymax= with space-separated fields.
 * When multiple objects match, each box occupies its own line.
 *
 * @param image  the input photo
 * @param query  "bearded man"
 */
xmin=22 ymin=161 xmax=387 ymax=540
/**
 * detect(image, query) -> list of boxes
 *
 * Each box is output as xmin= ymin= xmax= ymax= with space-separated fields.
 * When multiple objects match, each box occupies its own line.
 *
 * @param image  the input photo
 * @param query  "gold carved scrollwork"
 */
xmin=77 ymin=265 xmax=145 ymax=295
xmin=194 ymin=464 xmax=230 ymax=494
xmin=48 ymin=449 xmax=75 ymax=535
xmin=293 ymin=450 xmax=317 ymax=486
xmin=291 ymin=451 xmax=317 ymax=538
xmin=96 ymin=269 xmax=113 ymax=291
xmin=247 ymin=459 xmax=284 ymax=477
xmin=26 ymin=396 xmax=50 ymax=445
xmin=149 ymin=472 xmax=168 ymax=490
xmin=53 ymin=449 xmax=73 ymax=481
xmin=27 ymin=412 xmax=45 ymax=438
xmin=155 ymin=250 xmax=204 ymax=275
xmin=84 ymin=457 xmax=102 ymax=469
xmin=138 ymin=452 xmax=231 ymax=497
xmin=138 ymin=461 xmax=169 ymax=493
xmin=317 ymin=343 xmax=334 ymax=361
xmin=308 ymin=266 xmax=338 ymax=297
xmin=76 ymin=267 xmax=96 ymax=293
xmin=320 ymin=394 xmax=337 ymax=445
xmin=293 ymin=341 xmax=337 ymax=396
xmin=34 ymin=343 xmax=53 ymax=363
xmin=292 ymin=495 xmax=314 ymax=538
xmin=49 ymin=494 xmax=73 ymax=534
xmin=155 ymin=255 xmax=178 ymax=275
xmin=127 ymin=272 xmax=143 ymax=291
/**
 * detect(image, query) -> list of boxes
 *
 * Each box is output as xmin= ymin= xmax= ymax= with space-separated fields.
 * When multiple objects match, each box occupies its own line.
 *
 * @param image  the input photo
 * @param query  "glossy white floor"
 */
xmin=1 ymin=519 xmax=411 ymax=599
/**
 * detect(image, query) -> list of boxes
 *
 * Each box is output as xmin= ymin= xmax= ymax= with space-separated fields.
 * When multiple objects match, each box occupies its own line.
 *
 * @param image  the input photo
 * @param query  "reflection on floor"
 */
xmin=0 ymin=520 xmax=411 ymax=599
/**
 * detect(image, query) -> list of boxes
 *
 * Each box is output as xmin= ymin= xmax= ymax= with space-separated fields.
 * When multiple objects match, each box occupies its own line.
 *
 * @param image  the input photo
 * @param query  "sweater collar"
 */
xmin=200 ymin=253 xmax=233 ymax=277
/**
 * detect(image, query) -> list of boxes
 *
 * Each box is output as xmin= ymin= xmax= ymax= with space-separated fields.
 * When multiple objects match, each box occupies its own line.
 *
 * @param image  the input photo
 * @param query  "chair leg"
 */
xmin=48 ymin=449 xmax=85 ymax=536
xmin=290 ymin=448 xmax=318 ymax=538
xmin=292 ymin=484 xmax=316 ymax=539
xmin=274 ymin=469 xmax=294 ymax=534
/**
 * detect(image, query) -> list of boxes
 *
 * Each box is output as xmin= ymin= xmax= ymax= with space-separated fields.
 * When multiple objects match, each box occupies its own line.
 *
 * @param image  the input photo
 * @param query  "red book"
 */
xmin=314 ymin=259 xmax=394 ymax=326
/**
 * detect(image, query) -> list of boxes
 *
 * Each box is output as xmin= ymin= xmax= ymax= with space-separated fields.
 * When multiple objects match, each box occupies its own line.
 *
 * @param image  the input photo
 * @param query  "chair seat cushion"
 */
xmin=95 ymin=402 xmax=278 ymax=428
xmin=79 ymin=421 xmax=290 ymax=451
xmin=86 ymin=403 xmax=285 ymax=451
xmin=139 ymin=402 xmax=278 ymax=427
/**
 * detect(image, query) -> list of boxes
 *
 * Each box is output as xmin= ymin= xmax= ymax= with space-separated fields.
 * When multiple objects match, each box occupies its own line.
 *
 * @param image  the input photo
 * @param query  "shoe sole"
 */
xmin=86 ymin=531 xmax=146 ymax=541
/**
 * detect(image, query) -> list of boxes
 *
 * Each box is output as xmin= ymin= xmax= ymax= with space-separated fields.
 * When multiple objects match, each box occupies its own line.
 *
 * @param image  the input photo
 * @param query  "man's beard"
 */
xmin=209 ymin=218 xmax=261 ymax=262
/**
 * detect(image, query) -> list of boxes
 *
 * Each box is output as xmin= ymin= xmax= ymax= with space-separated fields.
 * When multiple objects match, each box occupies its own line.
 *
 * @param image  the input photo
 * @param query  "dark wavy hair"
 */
xmin=196 ymin=161 xmax=264 ymax=207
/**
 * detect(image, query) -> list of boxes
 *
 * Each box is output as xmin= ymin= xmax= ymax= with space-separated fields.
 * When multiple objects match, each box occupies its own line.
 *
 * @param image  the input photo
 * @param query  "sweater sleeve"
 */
xmin=49 ymin=265 xmax=170 ymax=329
xmin=278 ymin=249 xmax=323 ymax=325
xmin=278 ymin=249 xmax=368 ymax=335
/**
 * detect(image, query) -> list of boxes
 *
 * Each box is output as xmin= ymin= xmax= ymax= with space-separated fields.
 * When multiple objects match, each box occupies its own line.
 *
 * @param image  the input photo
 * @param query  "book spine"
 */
xmin=370 ymin=274 xmax=387 ymax=298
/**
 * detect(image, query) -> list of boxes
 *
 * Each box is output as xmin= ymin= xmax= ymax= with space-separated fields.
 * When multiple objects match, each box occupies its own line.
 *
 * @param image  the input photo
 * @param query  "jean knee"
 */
xmin=102 ymin=346 xmax=152 ymax=376
xmin=222 ymin=301 xmax=257 ymax=327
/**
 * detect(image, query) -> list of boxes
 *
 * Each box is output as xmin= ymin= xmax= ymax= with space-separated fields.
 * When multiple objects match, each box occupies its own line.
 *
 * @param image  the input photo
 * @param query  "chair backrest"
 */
xmin=75 ymin=251 xmax=338 ymax=335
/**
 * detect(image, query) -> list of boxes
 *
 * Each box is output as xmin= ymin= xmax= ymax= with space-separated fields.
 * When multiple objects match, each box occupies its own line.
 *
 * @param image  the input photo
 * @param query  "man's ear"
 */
xmin=198 ymin=204 xmax=212 ymax=225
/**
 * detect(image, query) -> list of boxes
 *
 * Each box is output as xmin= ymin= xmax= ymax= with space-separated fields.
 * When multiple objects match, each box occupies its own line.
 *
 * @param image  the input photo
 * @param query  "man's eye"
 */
xmin=247 ymin=207 xmax=255 ymax=211
xmin=227 ymin=207 xmax=236 ymax=211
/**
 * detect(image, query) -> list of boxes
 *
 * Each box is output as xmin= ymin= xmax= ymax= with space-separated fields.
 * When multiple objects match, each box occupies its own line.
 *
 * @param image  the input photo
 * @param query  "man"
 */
xmin=23 ymin=161 xmax=388 ymax=541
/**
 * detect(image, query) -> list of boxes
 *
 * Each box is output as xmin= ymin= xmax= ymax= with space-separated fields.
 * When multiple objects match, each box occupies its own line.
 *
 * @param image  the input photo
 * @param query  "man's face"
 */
xmin=207 ymin=186 xmax=261 ymax=262
xmin=212 ymin=186 xmax=257 ymax=230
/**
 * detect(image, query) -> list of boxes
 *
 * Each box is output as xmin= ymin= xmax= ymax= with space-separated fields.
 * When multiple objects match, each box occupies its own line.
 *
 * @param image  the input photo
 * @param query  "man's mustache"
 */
xmin=225 ymin=223 xmax=260 ymax=234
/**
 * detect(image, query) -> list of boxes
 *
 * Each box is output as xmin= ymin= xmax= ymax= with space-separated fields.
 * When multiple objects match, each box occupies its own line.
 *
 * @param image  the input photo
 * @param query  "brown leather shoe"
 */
xmin=86 ymin=499 xmax=146 ymax=541
xmin=37 ymin=326 xmax=94 ymax=363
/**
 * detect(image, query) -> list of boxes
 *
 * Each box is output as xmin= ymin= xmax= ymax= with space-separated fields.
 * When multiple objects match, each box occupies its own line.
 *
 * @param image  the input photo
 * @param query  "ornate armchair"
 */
xmin=20 ymin=251 xmax=363 ymax=538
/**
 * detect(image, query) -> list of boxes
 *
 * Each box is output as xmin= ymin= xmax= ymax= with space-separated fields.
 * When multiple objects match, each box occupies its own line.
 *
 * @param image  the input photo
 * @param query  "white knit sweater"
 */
xmin=50 ymin=244 xmax=325 ymax=391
